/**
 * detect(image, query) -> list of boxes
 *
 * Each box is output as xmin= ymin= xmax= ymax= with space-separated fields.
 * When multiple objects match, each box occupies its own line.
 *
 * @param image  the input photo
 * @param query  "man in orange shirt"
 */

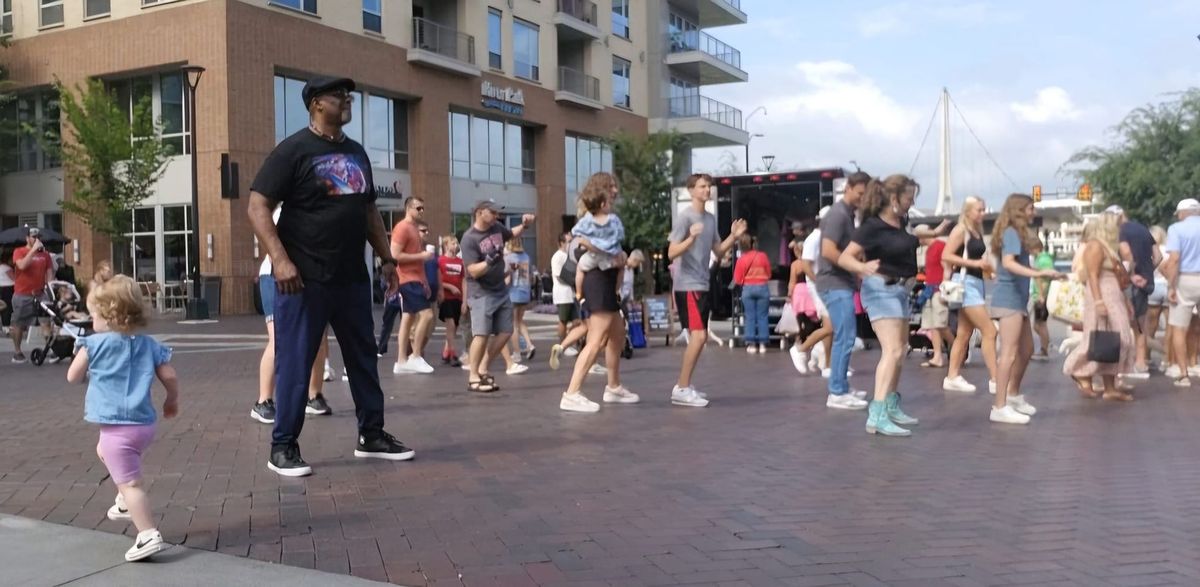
xmin=389 ymin=196 xmax=436 ymax=374
xmin=10 ymin=227 xmax=54 ymax=363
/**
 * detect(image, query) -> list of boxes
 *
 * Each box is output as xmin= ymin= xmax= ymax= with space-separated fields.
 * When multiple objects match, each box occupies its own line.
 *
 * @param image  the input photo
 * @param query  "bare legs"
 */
xmin=947 ymin=306 xmax=998 ymax=383
xmin=994 ymin=314 xmax=1033 ymax=409
xmin=870 ymin=319 xmax=908 ymax=402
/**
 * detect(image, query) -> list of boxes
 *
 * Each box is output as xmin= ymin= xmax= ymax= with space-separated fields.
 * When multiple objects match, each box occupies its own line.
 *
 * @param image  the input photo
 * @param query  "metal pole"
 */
xmin=185 ymin=76 xmax=207 ymax=320
xmin=744 ymin=141 xmax=750 ymax=173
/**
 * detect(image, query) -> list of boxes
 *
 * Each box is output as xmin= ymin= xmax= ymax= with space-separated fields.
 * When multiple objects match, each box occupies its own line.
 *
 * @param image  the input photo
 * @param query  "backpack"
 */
xmin=557 ymin=245 xmax=582 ymax=290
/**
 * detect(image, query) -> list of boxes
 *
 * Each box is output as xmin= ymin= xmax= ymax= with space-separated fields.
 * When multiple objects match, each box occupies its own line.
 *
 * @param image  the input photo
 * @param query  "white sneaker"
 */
xmin=1166 ymin=365 xmax=1183 ymax=379
xmin=589 ymin=364 xmax=608 ymax=376
xmin=563 ymin=346 xmax=579 ymax=357
xmin=988 ymin=379 xmax=997 ymax=395
xmin=671 ymin=385 xmax=709 ymax=407
xmin=506 ymin=363 xmax=530 ymax=375
xmin=990 ymin=405 xmax=1030 ymax=425
xmin=560 ymin=392 xmax=600 ymax=413
xmin=746 ymin=345 xmax=756 ymax=354
xmin=549 ymin=344 xmax=563 ymax=370
xmin=850 ymin=390 xmax=868 ymax=400
xmin=790 ymin=347 xmax=810 ymax=375
xmin=408 ymin=355 xmax=435 ymax=374
xmin=943 ymin=376 xmax=977 ymax=393
xmin=323 ymin=361 xmax=335 ymax=381
xmin=1188 ymin=365 xmax=1200 ymax=378
xmin=853 ymin=337 xmax=865 ymax=351
xmin=810 ymin=344 xmax=826 ymax=370
xmin=825 ymin=393 xmax=867 ymax=410
xmin=821 ymin=368 xmax=831 ymax=379
xmin=106 ymin=494 xmax=130 ymax=522
xmin=603 ymin=385 xmax=640 ymax=404
xmin=1008 ymin=394 xmax=1037 ymax=416
xmin=1124 ymin=370 xmax=1150 ymax=380
xmin=125 ymin=528 xmax=167 ymax=561
xmin=758 ymin=344 xmax=767 ymax=354
xmin=392 ymin=360 xmax=412 ymax=374
xmin=1175 ymin=377 xmax=1191 ymax=388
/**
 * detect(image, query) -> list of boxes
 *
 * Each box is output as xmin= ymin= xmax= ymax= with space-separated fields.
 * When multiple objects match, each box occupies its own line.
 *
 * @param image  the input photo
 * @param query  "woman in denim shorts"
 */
xmin=941 ymin=196 xmax=999 ymax=394
xmin=839 ymin=174 xmax=922 ymax=437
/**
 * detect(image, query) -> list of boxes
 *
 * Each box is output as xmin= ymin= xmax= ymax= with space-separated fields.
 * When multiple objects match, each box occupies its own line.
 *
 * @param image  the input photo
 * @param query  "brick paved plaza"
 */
xmin=3 ymin=315 xmax=1200 ymax=586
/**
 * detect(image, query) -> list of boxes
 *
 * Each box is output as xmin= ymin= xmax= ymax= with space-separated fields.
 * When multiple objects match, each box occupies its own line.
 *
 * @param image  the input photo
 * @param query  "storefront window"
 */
xmin=449 ymin=111 xmax=534 ymax=185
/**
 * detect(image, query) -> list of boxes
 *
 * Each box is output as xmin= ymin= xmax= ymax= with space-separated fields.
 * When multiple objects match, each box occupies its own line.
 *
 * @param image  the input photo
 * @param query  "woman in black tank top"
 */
xmin=940 ymin=196 xmax=999 ymax=397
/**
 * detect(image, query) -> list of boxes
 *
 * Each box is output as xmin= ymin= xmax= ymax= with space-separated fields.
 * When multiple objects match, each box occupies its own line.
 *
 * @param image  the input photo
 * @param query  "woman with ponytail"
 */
xmin=838 ymin=175 xmax=922 ymax=437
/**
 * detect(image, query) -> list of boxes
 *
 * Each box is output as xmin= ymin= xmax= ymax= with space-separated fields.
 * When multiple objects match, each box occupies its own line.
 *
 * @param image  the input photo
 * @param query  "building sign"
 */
xmin=481 ymin=81 xmax=525 ymax=115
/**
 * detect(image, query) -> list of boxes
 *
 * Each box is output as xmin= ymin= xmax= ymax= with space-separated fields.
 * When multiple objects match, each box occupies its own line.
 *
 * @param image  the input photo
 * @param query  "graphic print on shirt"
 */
xmin=479 ymin=233 xmax=505 ymax=259
xmin=312 ymin=153 xmax=369 ymax=196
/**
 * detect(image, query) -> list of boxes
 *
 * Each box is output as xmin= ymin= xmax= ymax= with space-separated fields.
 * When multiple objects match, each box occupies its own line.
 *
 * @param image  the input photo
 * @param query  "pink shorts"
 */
xmin=97 ymin=424 xmax=156 ymax=485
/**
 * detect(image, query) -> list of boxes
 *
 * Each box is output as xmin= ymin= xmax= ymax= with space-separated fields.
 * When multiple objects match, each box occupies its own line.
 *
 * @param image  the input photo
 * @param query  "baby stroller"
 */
xmin=30 ymin=281 xmax=93 ymax=366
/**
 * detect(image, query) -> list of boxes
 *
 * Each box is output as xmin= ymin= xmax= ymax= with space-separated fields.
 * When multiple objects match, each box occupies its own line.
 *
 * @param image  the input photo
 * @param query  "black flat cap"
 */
xmin=301 ymin=77 xmax=355 ymax=107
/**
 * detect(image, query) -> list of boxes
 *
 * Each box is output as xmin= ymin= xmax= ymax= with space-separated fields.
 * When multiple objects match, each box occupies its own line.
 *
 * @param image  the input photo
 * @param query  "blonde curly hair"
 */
xmin=87 ymin=274 xmax=147 ymax=332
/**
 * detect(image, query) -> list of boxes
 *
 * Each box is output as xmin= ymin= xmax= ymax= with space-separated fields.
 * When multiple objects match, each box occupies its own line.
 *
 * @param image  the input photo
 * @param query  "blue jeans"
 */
xmin=377 ymin=297 xmax=401 ymax=354
xmin=273 ymin=280 xmax=385 ymax=449
xmin=741 ymin=284 xmax=770 ymax=344
xmin=822 ymin=288 xmax=857 ymax=396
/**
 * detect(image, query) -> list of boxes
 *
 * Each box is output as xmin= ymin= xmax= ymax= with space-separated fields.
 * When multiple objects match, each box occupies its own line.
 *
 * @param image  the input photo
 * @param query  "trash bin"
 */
xmin=200 ymin=275 xmax=222 ymax=317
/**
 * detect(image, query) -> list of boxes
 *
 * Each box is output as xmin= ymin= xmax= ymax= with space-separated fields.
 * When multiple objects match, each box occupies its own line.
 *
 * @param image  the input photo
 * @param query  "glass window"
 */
xmin=612 ymin=57 xmax=631 ymax=109
xmin=367 ymin=95 xmax=392 ymax=168
xmin=159 ymin=72 xmax=186 ymax=156
xmin=345 ymin=91 xmax=363 ymax=145
xmin=85 ymin=0 xmax=110 ymax=18
xmin=1 ymin=0 xmax=12 ymax=38
xmin=133 ymin=234 xmax=157 ymax=282
xmin=40 ymin=92 xmax=60 ymax=169
xmin=362 ymin=0 xmax=381 ymax=33
xmin=488 ymin=9 xmax=502 ymax=70
xmin=43 ymin=213 xmax=62 ymax=234
xmin=17 ymin=96 xmax=36 ymax=172
xmin=564 ymin=136 xmax=577 ymax=194
xmin=163 ymin=234 xmax=188 ymax=282
xmin=612 ymin=0 xmax=629 ymax=38
xmin=488 ymin=119 xmax=504 ymax=183
xmin=566 ymin=135 xmax=612 ymax=195
xmin=40 ymin=0 xmax=63 ymax=27
xmin=449 ymin=112 xmax=470 ymax=178
xmin=513 ymin=20 xmax=539 ymax=81
xmin=506 ymin=123 xmax=523 ymax=185
xmin=270 ymin=0 xmax=317 ymax=14
xmin=134 ymin=207 xmax=155 ymax=233
xmin=521 ymin=126 xmax=535 ymax=185
xmin=471 ymin=115 xmax=489 ymax=180
xmin=163 ymin=205 xmax=187 ymax=232
xmin=392 ymin=99 xmax=409 ymax=170
xmin=273 ymin=76 xmax=286 ymax=145
xmin=277 ymin=76 xmax=307 ymax=144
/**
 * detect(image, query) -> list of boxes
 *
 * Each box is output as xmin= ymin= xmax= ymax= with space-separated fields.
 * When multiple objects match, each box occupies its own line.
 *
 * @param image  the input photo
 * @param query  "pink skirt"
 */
xmin=792 ymin=283 xmax=818 ymax=319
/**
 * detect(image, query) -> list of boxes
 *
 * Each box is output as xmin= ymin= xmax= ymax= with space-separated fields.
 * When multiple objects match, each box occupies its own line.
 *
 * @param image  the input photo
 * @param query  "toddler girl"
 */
xmin=571 ymin=186 xmax=627 ymax=302
xmin=67 ymin=274 xmax=180 ymax=562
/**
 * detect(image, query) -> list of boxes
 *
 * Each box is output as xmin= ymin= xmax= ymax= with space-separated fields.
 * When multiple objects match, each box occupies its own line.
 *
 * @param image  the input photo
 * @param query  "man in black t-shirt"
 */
xmin=1110 ymin=206 xmax=1163 ymax=377
xmin=248 ymin=76 xmax=414 ymax=477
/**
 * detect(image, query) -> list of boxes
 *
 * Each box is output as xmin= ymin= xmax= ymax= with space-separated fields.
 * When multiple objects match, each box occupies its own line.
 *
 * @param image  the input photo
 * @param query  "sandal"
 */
xmin=481 ymin=374 xmax=500 ymax=391
xmin=467 ymin=379 xmax=497 ymax=393
xmin=920 ymin=360 xmax=945 ymax=368
xmin=1072 ymin=378 xmax=1099 ymax=399
xmin=1102 ymin=390 xmax=1134 ymax=402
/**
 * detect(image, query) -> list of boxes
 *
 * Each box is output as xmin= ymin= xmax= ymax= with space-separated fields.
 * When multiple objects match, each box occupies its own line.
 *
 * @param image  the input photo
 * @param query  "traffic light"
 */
xmin=1077 ymin=183 xmax=1092 ymax=201
xmin=1032 ymin=185 xmax=1042 ymax=202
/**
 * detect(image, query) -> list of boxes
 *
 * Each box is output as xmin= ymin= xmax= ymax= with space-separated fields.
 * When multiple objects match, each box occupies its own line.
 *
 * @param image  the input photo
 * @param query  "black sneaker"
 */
xmin=354 ymin=431 xmax=415 ymax=461
xmin=267 ymin=444 xmax=312 ymax=477
xmin=251 ymin=399 xmax=276 ymax=424
xmin=305 ymin=394 xmax=332 ymax=416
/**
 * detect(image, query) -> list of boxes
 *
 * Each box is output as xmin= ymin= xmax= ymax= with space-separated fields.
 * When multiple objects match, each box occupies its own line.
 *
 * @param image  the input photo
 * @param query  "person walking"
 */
xmin=734 ymin=234 xmax=772 ymax=354
xmin=460 ymin=199 xmax=535 ymax=392
xmin=791 ymin=211 xmax=833 ymax=374
xmin=919 ymin=228 xmax=954 ymax=368
xmin=9 ymin=227 xmax=54 ymax=363
xmin=0 ymin=247 xmax=13 ymax=335
xmin=989 ymin=194 xmax=1059 ymax=424
xmin=816 ymin=172 xmax=872 ymax=410
xmin=1064 ymin=213 xmax=1135 ymax=399
xmin=1162 ymin=198 xmax=1200 ymax=386
xmin=505 ymin=238 xmax=535 ymax=361
xmin=838 ymin=175 xmax=922 ymax=436
xmin=941 ymin=196 xmax=998 ymax=394
xmin=387 ymin=196 xmax=436 ymax=374
xmin=1109 ymin=206 xmax=1161 ymax=378
xmin=66 ymin=275 xmax=180 ymax=561
xmin=667 ymin=173 xmax=747 ymax=407
xmin=438 ymin=235 xmax=465 ymax=367
xmin=1147 ymin=225 xmax=1169 ymax=370
xmin=560 ymin=172 xmax=638 ymax=412
xmin=1030 ymin=242 xmax=1055 ymax=360
xmin=247 ymin=76 xmax=413 ymax=476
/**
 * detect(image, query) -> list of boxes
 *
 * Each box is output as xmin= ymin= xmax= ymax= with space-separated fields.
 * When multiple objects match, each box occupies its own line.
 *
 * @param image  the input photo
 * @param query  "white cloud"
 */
xmin=1010 ymin=87 xmax=1082 ymax=123
xmin=766 ymin=60 xmax=921 ymax=140
xmin=857 ymin=1 xmax=1018 ymax=38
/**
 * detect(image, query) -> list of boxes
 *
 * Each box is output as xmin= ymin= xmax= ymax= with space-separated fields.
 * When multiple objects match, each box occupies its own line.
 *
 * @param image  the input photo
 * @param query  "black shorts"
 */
xmin=675 ymin=291 xmax=711 ymax=332
xmin=439 ymin=299 xmax=462 ymax=323
xmin=1130 ymin=285 xmax=1151 ymax=320
xmin=582 ymin=268 xmax=621 ymax=314
xmin=556 ymin=302 xmax=579 ymax=324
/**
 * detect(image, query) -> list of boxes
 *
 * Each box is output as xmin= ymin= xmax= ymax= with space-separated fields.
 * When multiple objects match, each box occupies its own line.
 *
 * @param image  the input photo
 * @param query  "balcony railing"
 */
xmin=412 ymin=17 xmax=475 ymax=65
xmin=668 ymin=95 xmax=744 ymax=130
xmin=668 ymin=30 xmax=742 ymax=70
xmin=719 ymin=0 xmax=741 ymax=10
xmin=558 ymin=67 xmax=600 ymax=102
xmin=557 ymin=0 xmax=598 ymax=25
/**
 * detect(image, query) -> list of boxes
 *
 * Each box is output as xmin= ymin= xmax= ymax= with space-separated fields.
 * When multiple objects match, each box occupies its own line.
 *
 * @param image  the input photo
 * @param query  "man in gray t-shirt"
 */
xmin=666 ymin=173 xmax=746 ymax=408
xmin=815 ymin=200 xmax=858 ymax=294
xmin=818 ymin=172 xmax=871 ymax=410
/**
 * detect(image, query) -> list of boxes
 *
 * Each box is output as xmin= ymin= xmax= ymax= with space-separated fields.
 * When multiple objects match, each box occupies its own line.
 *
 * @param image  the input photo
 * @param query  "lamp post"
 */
xmin=743 ymin=106 xmax=766 ymax=172
xmin=181 ymin=65 xmax=207 ymax=321
xmin=745 ymin=133 xmax=764 ymax=173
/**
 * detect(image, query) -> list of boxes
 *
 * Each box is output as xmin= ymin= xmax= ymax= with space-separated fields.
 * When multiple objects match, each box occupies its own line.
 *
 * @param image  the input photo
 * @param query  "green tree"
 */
xmin=50 ymin=78 xmax=174 ymax=239
xmin=610 ymin=130 xmax=688 ymax=254
xmin=1064 ymin=88 xmax=1200 ymax=226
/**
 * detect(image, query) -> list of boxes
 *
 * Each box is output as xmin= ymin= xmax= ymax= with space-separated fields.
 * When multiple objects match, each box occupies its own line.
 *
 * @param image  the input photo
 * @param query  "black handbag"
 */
xmin=1087 ymin=319 xmax=1121 ymax=364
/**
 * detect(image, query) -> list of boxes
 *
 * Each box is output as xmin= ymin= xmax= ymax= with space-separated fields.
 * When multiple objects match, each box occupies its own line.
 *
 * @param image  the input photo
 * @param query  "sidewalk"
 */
xmin=0 ymin=514 xmax=390 ymax=586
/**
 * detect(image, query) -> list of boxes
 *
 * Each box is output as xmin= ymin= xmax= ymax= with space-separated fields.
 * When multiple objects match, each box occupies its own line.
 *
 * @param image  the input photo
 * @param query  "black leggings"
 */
xmin=0 ymin=285 xmax=12 ymax=328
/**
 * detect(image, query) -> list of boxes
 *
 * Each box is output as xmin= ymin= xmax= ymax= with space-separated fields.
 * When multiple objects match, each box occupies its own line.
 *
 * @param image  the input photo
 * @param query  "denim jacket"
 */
xmin=79 ymin=332 xmax=172 ymax=425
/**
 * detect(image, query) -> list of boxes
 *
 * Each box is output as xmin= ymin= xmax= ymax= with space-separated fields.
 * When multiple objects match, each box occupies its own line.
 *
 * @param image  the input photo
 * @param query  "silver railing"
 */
xmin=412 ymin=17 xmax=476 ymax=65
xmin=556 ymin=0 xmax=598 ymax=25
xmin=668 ymin=30 xmax=742 ymax=70
xmin=557 ymin=67 xmax=600 ymax=101
xmin=667 ymin=95 xmax=744 ymax=129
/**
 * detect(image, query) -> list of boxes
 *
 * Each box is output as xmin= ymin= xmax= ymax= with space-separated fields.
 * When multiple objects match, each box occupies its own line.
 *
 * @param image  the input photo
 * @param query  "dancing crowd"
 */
xmin=53 ymin=75 xmax=1200 ymax=563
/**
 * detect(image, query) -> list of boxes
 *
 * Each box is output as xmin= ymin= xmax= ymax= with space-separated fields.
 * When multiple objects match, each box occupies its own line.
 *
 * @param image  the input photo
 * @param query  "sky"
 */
xmin=691 ymin=0 xmax=1200 ymax=209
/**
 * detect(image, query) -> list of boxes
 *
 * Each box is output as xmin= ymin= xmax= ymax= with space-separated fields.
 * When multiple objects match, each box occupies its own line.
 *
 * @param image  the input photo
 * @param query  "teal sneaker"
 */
xmin=866 ymin=401 xmax=912 ymax=437
xmin=885 ymin=392 xmax=919 ymax=426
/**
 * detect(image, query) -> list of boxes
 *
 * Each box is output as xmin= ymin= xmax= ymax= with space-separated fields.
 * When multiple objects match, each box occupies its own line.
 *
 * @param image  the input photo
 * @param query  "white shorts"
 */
xmin=806 ymin=282 xmax=828 ymax=318
xmin=577 ymin=251 xmax=617 ymax=273
xmin=1168 ymin=274 xmax=1200 ymax=328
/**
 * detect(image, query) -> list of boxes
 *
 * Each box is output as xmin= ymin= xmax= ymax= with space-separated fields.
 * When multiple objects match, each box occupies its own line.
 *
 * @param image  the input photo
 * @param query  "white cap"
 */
xmin=1104 ymin=205 xmax=1124 ymax=215
xmin=1178 ymin=198 xmax=1200 ymax=212
xmin=818 ymin=205 xmax=831 ymax=220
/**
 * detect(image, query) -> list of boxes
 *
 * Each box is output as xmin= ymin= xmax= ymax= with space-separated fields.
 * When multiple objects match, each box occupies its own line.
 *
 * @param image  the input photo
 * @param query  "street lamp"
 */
xmin=746 ymin=133 xmax=764 ymax=173
xmin=181 ymin=64 xmax=207 ymax=321
xmin=743 ymin=106 xmax=766 ymax=173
